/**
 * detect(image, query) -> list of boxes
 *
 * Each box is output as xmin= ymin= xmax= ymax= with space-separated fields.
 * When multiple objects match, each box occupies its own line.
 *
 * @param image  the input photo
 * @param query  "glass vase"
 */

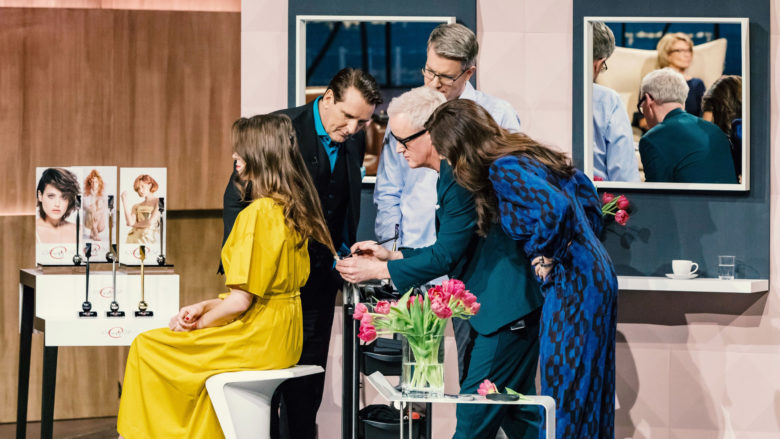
xmin=401 ymin=333 xmax=445 ymax=397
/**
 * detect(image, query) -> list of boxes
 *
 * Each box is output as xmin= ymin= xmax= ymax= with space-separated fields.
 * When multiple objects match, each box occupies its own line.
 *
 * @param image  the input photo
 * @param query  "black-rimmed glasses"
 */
xmin=421 ymin=66 xmax=467 ymax=86
xmin=391 ymin=129 xmax=427 ymax=150
xmin=637 ymin=93 xmax=653 ymax=115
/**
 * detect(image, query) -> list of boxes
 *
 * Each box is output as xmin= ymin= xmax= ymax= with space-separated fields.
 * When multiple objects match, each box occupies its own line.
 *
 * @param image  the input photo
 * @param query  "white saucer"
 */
xmin=665 ymin=273 xmax=699 ymax=280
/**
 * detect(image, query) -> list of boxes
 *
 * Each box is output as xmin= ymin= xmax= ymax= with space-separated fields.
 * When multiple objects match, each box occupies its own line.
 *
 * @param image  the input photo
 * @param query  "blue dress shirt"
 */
xmin=373 ymin=82 xmax=522 ymax=248
xmin=312 ymin=96 xmax=341 ymax=172
xmin=592 ymin=84 xmax=641 ymax=182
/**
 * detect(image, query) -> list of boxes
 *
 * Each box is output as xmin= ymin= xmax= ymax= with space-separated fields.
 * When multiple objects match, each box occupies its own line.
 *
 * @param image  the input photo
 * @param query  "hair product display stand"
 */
xmin=365 ymin=372 xmax=557 ymax=439
xmin=15 ymin=266 xmax=179 ymax=439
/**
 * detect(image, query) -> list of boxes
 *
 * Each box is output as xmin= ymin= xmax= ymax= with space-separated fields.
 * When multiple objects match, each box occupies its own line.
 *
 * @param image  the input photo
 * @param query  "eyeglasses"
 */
xmin=421 ymin=66 xmax=467 ymax=86
xmin=600 ymin=60 xmax=608 ymax=72
xmin=669 ymin=48 xmax=692 ymax=54
xmin=391 ymin=129 xmax=427 ymax=150
xmin=637 ymin=93 xmax=653 ymax=115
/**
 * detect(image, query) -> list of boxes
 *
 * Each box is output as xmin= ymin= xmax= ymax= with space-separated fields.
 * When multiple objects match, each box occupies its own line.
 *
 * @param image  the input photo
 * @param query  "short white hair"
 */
xmin=640 ymin=68 xmax=689 ymax=105
xmin=387 ymin=86 xmax=446 ymax=129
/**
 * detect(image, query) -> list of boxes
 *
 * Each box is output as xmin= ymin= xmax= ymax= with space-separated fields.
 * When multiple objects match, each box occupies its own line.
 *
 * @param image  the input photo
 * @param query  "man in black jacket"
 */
xmin=221 ymin=68 xmax=382 ymax=438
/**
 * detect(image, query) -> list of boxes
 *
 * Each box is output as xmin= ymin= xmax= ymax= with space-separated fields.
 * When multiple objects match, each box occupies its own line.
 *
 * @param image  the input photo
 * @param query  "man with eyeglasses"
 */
xmin=337 ymin=86 xmax=542 ymax=438
xmin=373 ymin=22 xmax=522 ymax=380
xmin=637 ymin=68 xmax=737 ymax=183
xmin=591 ymin=21 xmax=640 ymax=182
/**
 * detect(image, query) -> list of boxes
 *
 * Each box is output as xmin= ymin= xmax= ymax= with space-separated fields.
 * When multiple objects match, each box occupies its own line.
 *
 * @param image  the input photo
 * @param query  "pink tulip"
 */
xmin=374 ymin=300 xmax=391 ymax=315
xmin=353 ymin=303 xmax=368 ymax=320
xmin=469 ymin=302 xmax=481 ymax=315
xmin=428 ymin=285 xmax=444 ymax=302
xmin=616 ymin=195 xmax=629 ymax=210
xmin=431 ymin=300 xmax=453 ymax=319
xmin=477 ymin=379 xmax=498 ymax=396
xmin=601 ymin=192 xmax=614 ymax=204
xmin=405 ymin=294 xmax=424 ymax=310
xmin=615 ymin=209 xmax=629 ymax=226
xmin=442 ymin=279 xmax=465 ymax=297
xmin=361 ymin=313 xmax=373 ymax=325
xmin=358 ymin=324 xmax=377 ymax=342
xmin=462 ymin=292 xmax=477 ymax=306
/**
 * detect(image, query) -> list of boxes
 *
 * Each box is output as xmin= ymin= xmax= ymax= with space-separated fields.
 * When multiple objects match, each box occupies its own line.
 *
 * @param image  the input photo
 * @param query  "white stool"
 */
xmin=206 ymin=365 xmax=324 ymax=439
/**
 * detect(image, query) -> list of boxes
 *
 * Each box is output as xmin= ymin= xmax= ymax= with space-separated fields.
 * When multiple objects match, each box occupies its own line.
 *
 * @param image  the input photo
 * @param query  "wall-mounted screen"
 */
xmin=583 ymin=17 xmax=749 ymax=191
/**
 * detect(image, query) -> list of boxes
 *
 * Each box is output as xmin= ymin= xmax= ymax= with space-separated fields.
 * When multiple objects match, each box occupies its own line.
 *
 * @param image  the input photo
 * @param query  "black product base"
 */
xmin=78 ymin=311 xmax=97 ymax=317
xmin=106 ymin=310 xmax=126 ymax=317
xmin=134 ymin=310 xmax=154 ymax=317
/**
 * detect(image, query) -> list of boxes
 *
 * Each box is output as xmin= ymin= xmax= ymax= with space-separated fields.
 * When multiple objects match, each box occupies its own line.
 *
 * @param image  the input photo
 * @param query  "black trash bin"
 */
xmin=359 ymin=404 xmax=422 ymax=439
xmin=361 ymin=337 xmax=402 ymax=376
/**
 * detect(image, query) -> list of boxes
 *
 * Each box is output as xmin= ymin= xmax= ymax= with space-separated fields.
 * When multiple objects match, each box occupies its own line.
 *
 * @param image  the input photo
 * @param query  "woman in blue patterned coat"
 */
xmin=425 ymin=99 xmax=618 ymax=439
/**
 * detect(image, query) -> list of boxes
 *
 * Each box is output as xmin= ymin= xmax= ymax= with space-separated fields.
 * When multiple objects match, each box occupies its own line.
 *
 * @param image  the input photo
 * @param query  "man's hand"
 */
xmin=336 ymin=254 xmax=390 ymax=284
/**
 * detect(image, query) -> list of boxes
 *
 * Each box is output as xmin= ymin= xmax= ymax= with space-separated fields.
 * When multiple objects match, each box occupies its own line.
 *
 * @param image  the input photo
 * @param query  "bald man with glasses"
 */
xmin=374 ymin=23 xmax=523 ymax=382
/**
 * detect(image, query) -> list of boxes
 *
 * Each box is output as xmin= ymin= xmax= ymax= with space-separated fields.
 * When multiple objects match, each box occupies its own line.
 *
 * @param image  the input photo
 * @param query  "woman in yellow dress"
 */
xmin=117 ymin=114 xmax=336 ymax=438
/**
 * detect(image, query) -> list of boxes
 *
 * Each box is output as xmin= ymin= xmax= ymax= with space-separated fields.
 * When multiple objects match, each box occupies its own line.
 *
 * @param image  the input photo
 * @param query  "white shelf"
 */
xmin=618 ymin=276 xmax=768 ymax=294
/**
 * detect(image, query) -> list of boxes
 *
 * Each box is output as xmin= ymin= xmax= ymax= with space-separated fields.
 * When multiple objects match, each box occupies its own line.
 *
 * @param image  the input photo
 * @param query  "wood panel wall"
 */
xmin=0 ymin=7 xmax=240 ymax=213
xmin=0 ymin=212 xmax=225 ymax=422
xmin=0 ymin=0 xmax=240 ymax=10
xmin=1 ymin=6 xmax=240 ymax=422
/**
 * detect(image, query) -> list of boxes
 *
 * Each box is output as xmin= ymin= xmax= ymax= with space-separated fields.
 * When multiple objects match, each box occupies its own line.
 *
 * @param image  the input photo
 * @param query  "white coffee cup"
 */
xmin=672 ymin=260 xmax=699 ymax=276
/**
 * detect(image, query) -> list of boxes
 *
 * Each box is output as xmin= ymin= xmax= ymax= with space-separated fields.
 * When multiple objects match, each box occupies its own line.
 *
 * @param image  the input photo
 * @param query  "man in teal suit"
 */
xmin=336 ymin=87 xmax=543 ymax=438
xmin=638 ymin=68 xmax=737 ymax=183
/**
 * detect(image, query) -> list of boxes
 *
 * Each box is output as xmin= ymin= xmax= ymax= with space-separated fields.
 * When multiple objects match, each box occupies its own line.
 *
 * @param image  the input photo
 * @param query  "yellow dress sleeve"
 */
xmin=220 ymin=199 xmax=288 ymax=298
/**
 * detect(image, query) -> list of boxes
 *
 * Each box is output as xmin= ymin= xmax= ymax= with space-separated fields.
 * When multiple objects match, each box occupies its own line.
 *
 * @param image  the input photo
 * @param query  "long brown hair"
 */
xmin=232 ymin=114 xmax=336 ymax=256
xmin=425 ymin=99 xmax=574 ymax=237
xmin=701 ymin=75 xmax=742 ymax=136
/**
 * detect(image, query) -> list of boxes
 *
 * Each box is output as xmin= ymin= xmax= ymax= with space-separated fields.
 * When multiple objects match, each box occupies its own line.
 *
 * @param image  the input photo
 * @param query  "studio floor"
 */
xmin=0 ymin=417 xmax=117 ymax=439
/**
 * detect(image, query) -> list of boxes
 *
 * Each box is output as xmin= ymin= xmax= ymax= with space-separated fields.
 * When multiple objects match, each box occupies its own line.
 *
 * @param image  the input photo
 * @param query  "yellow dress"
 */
xmin=117 ymin=198 xmax=308 ymax=438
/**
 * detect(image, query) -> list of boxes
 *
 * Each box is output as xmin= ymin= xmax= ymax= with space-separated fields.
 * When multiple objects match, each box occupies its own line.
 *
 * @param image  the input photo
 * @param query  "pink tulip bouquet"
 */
xmin=354 ymin=279 xmax=481 ymax=395
xmin=600 ymin=192 xmax=631 ymax=226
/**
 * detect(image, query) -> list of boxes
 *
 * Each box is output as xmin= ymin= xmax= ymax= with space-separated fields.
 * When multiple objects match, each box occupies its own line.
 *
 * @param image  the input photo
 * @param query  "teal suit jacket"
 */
xmin=387 ymin=161 xmax=542 ymax=335
xmin=639 ymin=108 xmax=737 ymax=183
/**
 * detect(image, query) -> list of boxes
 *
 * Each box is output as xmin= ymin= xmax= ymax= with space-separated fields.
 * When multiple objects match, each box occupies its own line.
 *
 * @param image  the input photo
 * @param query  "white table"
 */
xmin=16 ymin=267 xmax=179 ymax=439
xmin=365 ymin=371 xmax=556 ymax=439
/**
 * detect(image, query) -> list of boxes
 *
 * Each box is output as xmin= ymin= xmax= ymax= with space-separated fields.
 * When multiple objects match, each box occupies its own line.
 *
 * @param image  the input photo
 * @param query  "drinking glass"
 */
xmin=718 ymin=255 xmax=735 ymax=280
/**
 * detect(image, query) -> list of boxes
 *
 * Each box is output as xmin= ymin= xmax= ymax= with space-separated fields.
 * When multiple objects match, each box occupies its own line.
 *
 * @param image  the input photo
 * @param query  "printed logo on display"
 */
xmin=107 ymin=327 xmax=125 ymax=339
xmin=49 ymin=246 xmax=67 ymax=259
xmin=131 ymin=246 xmax=157 ymax=260
xmin=99 ymin=287 xmax=113 ymax=299
xmin=91 ymin=243 xmax=102 ymax=253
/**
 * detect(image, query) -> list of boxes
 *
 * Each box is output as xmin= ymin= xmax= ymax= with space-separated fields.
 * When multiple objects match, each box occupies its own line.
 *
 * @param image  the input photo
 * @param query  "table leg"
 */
xmin=398 ymin=402 xmax=403 ymax=439
xmin=40 ymin=346 xmax=58 ymax=439
xmin=425 ymin=403 xmax=432 ymax=439
xmin=407 ymin=403 xmax=412 ymax=439
xmin=16 ymin=284 xmax=34 ymax=439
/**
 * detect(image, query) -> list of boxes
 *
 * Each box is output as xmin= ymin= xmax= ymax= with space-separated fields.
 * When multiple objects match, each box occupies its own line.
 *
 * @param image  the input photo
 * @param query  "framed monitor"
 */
xmin=583 ymin=17 xmax=749 ymax=191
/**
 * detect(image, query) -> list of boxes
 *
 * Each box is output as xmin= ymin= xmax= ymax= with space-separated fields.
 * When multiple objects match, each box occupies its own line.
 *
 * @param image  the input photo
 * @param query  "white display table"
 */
xmin=16 ymin=267 xmax=179 ymax=439
xmin=365 ymin=371 xmax=556 ymax=439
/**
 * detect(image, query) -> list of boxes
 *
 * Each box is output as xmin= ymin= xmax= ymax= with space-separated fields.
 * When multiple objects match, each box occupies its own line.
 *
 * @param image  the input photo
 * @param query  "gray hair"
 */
xmin=592 ymin=21 xmax=615 ymax=60
xmin=387 ymin=86 xmax=447 ymax=129
xmin=640 ymin=68 xmax=689 ymax=105
xmin=427 ymin=23 xmax=479 ymax=69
